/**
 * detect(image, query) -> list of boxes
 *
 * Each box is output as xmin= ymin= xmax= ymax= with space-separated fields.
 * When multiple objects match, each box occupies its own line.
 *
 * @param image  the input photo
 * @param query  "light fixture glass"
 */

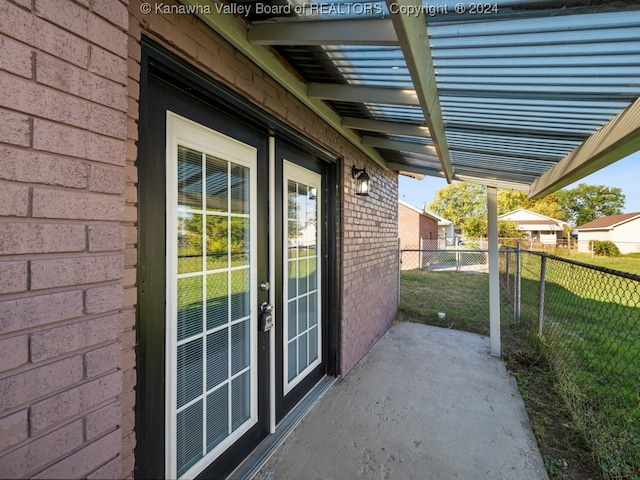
xmin=352 ymin=166 xmax=370 ymax=196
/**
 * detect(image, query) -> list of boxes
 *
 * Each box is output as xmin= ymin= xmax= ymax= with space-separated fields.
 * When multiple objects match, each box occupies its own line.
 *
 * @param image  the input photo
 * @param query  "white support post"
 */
xmin=488 ymin=186 xmax=501 ymax=356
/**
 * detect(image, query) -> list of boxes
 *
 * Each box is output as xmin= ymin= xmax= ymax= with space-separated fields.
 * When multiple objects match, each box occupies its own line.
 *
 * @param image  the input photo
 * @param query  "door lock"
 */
xmin=259 ymin=302 xmax=274 ymax=332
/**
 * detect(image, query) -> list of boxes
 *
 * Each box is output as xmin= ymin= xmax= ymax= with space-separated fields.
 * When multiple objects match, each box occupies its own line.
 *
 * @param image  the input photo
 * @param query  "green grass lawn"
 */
xmin=539 ymin=250 xmax=640 ymax=275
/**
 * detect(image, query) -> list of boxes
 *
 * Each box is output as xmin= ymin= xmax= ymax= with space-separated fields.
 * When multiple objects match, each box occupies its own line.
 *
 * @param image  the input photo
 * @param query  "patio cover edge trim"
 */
xmin=385 ymin=0 xmax=454 ymax=182
xmin=529 ymin=96 xmax=640 ymax=199
xmin=183 ymin=0 xmax=388 ymax=169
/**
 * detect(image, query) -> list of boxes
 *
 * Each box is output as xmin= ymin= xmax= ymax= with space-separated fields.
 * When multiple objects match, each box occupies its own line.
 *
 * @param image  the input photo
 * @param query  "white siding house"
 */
xmin=499 ymin=209 xmax=567 ymax=246
xmin=425 ymin=209 xmax=455 ymax=247
xmin=577 ymin=212 xmax=640 ymax=254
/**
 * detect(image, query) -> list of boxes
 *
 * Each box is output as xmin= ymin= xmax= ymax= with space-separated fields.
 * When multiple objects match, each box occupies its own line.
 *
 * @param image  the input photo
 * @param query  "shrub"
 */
xmin=589 ymin=240 xmax=621 ymax=257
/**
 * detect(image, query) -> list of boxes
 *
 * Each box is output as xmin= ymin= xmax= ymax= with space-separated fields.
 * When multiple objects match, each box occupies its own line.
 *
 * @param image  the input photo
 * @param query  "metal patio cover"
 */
xmin=185 ymin=0 xmax=640 ymax=198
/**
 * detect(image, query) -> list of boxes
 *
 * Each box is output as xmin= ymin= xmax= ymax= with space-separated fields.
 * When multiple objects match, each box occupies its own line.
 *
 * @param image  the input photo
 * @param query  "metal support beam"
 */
xmin=529 ymin=96 xmax=640 ymax=198
xmin=487 ymin=186 xmax=501 ymax=357
xmin=387 ymin=163 xmax=444 ymax=177
xmin=343 ymin=117 xmax=430 ymax=137
xmin=308 ymin=84 xmax=419 ymax=106
xmin=249 ymin=18 xmax=398 ymax=46
xmin=454 ymin=174 xmax=530 ymax=191
xmin=385 ymin=0 xmax=454 ymax=182
xmin=362 ymin=136 xmax=438 ymax=157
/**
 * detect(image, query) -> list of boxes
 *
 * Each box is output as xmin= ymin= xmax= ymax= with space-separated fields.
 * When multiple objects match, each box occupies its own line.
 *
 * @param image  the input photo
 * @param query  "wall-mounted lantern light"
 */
xmin=352 ymin=166 xmax=370 ymax=196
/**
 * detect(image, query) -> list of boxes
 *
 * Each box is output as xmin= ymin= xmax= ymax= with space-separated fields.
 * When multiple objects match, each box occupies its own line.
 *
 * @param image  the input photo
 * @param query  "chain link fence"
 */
xmin=401 ymin=246 xmax=640 ymax=478
xmin=501 ymin=248 xmax=640 ymax=479
xmin=400 ymin=248 xmax=489 ymax=273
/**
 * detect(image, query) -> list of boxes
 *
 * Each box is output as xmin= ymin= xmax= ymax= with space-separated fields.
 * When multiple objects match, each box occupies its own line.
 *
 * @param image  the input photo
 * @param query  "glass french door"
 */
xmin=166 ymin=113 xmax=259 ymax=479
xmin=283 ymin=161 xmax=322 ymax=393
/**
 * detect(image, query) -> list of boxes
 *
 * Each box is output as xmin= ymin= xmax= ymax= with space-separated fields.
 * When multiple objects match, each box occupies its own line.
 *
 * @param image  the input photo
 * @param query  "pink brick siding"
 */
xmin=0 ymin=1 xmax=130 ymax=479
xmin=0 ymin=0 xmax=400 ymax=476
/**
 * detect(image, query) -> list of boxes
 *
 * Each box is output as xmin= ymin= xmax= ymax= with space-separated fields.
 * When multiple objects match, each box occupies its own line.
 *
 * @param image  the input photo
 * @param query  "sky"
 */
xmin=399 ymin=150 xmax=640 ymax=215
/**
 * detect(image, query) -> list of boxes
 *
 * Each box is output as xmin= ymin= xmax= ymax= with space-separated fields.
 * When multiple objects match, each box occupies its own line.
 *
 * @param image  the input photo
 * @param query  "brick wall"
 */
xmin=341 ymin=162 xmax=399 ymax=374
xmin=0 ymin=0 xmax=130 ymax=478
xmin=0 ymin=0 xmax=400 ymax=477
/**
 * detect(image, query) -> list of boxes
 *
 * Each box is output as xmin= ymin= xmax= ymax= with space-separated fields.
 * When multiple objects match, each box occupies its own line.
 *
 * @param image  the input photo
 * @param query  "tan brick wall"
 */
xmin=127 ymin=0 xmax=399 ymax=377
xmin=0 ymin=0 xmax=130 ymax=478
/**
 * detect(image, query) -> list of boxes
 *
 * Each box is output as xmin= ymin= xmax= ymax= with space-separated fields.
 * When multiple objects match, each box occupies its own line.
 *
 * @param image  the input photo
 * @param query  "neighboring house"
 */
xmin=499 ymin=209 xmax=568 ymax=246
xmin=0 ymin=4 xmax=399 ymax=479
xmin=398 ymin=200 xmax=439 ymax=270
xmin=576 ymin=212 xmax=640 ymax=254
xmin=398 ymin=200 xmax=439 ymax=246
xmin=426 ymin=209 xmax=455 ymax=247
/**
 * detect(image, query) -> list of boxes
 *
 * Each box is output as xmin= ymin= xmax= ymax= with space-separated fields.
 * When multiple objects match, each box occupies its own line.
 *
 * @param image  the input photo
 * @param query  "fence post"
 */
xmin=505 ymin=249 xmax=510 ymax=293
xmin=398 ymin=238 xmax=402 ymax=309
xmin=456 ymin=249 xmax=460 ymax=272
xmin=515 ymin=242 xmax=521 ymax=327
xmin=537 ymin=255 xmax=547 ymax=334
xmin=419 ymin=237 xmax=423 ymax=271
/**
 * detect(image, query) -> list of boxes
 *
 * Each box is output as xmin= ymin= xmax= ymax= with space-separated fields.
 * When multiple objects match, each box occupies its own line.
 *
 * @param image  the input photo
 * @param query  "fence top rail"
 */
xmin=401 ymin=248 xmax=510 ymax=254
xmin=524 ymin=250 xmax=640 ymax=282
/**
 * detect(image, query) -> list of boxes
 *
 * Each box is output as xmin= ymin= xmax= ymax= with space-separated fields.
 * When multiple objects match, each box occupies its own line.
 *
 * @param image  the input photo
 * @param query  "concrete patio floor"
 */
xmin=255 ymin=322 xmax=548 ymax=480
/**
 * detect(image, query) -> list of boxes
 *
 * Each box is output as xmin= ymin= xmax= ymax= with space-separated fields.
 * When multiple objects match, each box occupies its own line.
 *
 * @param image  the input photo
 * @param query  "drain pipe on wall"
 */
xmin=487 ymin=186 xmax=501 ymax=356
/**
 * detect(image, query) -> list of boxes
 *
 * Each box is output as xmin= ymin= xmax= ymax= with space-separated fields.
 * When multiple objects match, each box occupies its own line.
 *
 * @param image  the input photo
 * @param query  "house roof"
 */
xmin=398 ymin=199 xmax=440 ymax=221
xmin=577 ymin=212 xmax=640 ymax=230
xmin=499 ymin=208 xmax=566 ymax=224
xmin=424 ymin=209 xmax=452 ymax=227
xmin=499 ymin=208 xmax=566 ymax=231
xmin=186 ymin=1 xmax=640 ymax=199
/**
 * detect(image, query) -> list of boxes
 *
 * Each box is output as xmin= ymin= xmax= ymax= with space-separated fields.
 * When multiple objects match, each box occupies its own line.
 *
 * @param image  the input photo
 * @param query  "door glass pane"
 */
xmin=178 ymin=212 xmax=203 ymax=274
xmin=206 ymin=330 xmax=228 ymax=389
xmin=178 ymin=277 xmax=203 ymax=342
xmin=230 ymin=269 xmax=249 ymax=321
xmin=205 ymin=155 xmax=227 ymax=212
xmin=177 ymin=339 xmax=203 ymax=408
xmin=177 ymin=401 xmax=203 ymax=478
xmin=178 ymin=147 xmax=202 ymax=208
xmin=230 ymin=217 xmax=249 ymax=267
xmin=230 ymin=164 xmax=249 ymax=214
xmin=231 ymin=371 xmax=250 ymax=430
xmin=173 ymin=140 xmax=254 ymax=478
xmin=284 ymin=170 xmax=320 ymax=390
xmin=206 ymin=388 xmax=228 ymax=452
xmin=231 ymin=319 xmax=250 ymax=375
xmin=205 ymin=215 xmax=228 ymax=270
xmin=206 ymin=273 xmax=228 ymax=330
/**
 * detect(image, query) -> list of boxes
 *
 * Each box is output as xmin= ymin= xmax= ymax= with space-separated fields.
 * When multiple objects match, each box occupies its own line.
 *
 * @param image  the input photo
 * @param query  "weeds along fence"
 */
xmin=400 ymin=247 xmax=640 ymax=478
xmin=501 ymin=248 xmax=640 ymax=479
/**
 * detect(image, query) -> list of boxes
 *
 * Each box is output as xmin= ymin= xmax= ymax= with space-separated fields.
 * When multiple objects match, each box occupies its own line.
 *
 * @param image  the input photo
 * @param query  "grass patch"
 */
xmin=539 ymin=250 xmax=640 ymax=275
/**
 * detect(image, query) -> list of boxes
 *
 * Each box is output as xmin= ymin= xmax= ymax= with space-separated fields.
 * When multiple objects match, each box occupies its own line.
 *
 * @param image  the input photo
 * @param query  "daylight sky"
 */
xmin=399 ymin=150 xmax=640 ymax=215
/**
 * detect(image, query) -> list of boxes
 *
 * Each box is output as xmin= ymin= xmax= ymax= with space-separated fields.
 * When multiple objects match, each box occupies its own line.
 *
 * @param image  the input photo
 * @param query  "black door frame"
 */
xmin=136 ymin=38 xmax=341 ymax=479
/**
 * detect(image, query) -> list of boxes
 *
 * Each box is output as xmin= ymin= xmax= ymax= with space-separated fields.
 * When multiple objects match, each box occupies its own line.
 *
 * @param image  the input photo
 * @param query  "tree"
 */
xmin=428 ymin=183 xmax=486 ymax=235
xmin=428 ymin=182 xmax=565 ymax=236
xmin=557 ymin=184 xmax=625 ymax=226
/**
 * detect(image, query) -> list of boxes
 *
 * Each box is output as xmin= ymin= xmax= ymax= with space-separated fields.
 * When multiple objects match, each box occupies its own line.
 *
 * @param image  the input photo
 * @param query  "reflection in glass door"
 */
xmin=166 ymin=113 xmax=258 ymax=479
xmin=283 ymin=161 xmax=322 ymax=393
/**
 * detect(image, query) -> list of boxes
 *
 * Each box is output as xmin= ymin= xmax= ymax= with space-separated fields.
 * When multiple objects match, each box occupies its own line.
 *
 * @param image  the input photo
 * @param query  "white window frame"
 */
xmin=165 ymin=112 xmax=258 ymax=479
xmin=283 ymin=160 xmax=322 ymax=395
